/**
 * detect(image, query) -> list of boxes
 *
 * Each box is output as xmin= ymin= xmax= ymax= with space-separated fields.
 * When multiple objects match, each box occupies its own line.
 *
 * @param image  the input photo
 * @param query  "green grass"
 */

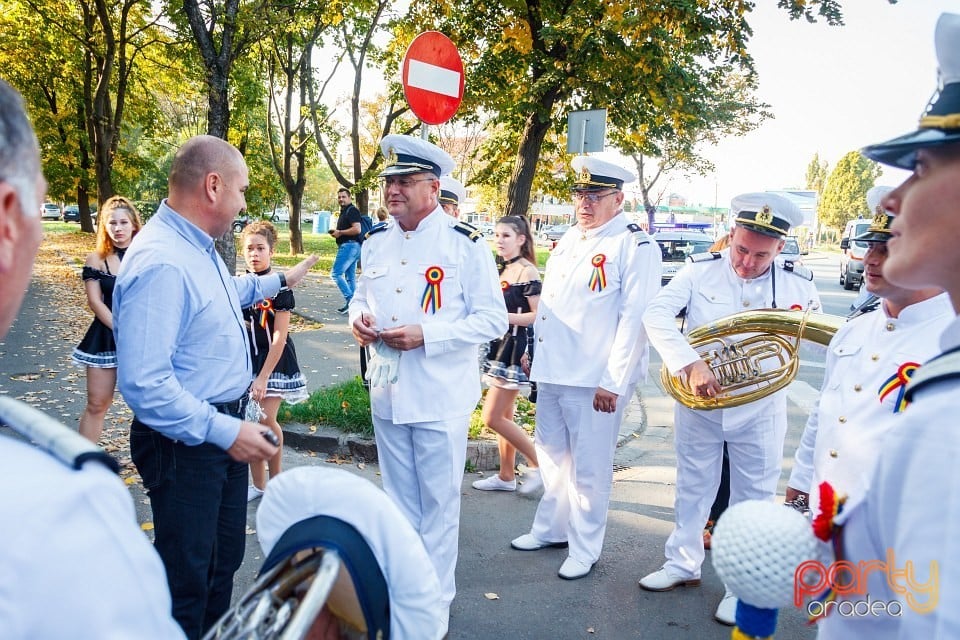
xmin=281 ymin=377 xmax=538 ymax=440
xmin=278 ymin=376 xmax=374 ymax=437
xmin=46 ymin=217 xmax=547 ymax=274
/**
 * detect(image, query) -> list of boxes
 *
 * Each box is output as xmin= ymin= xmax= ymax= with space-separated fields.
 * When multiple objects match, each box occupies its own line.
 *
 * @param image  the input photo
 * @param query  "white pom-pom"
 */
xmin=712 ymin=499 xmax=819 ymax=609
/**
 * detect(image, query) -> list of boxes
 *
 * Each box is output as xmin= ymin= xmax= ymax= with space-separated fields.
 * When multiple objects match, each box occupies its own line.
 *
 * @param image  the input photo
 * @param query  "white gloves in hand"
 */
xmin=366 ymin=339 xmax=401 ymax=387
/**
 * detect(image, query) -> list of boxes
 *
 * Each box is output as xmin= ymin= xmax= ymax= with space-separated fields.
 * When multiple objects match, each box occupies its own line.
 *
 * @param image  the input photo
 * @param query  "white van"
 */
xmin=839 ymin=218 xmax=871 ymax=290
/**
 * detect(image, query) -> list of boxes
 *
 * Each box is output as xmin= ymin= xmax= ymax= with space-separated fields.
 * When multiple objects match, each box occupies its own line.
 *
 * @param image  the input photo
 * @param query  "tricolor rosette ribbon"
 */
xmin=588 ymin=253 xmax=607 ymax=292
xmin=421 ymin=265 xmax=444 ymax=314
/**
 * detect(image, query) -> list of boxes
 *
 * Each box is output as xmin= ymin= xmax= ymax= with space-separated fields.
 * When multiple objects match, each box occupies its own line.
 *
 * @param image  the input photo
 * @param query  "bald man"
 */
xmin=113 ymin=135 xmax=317 ymax=639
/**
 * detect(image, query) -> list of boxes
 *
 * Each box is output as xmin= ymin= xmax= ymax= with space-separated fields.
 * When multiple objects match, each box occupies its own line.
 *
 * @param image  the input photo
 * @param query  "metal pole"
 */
xmin=421 ymin=123 xmax=429 ymax=140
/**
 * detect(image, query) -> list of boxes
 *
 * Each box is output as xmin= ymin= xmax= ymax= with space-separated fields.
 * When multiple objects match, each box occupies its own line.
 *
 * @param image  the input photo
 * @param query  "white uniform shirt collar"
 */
xmin=574 ymin=211 xmax=625 ymax=238
xmin=884 ymin=292 xmax=953 ymax=325
xmin=397 ymin=204 xmax=445 ymax=234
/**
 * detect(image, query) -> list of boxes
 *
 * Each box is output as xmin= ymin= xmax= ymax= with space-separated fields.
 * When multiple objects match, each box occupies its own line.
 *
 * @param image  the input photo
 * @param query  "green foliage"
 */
xmin=805 ymin=153 xmax=830 ymax=199
xmin=279 ymin=376 xmax=374 ymax=438
xmin=407 ymin=0 xmax=778 ymax=218
xmin=819 ymin=151 xmax=883 ymax=230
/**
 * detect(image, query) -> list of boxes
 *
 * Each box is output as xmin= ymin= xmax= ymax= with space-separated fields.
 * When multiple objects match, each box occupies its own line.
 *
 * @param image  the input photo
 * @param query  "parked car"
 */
xmin=653 ymin=230 xmax=715 ymax=285
xmin=40 ymin=202 xmax=61 ymax=220
xmin=538 ymin=223 xmax=562 ymax=241
xmin=268 ymin=208 xmax=311 ymax=224
xmin=62 ymin=205 xmax=97 ymax=224
xmin=839 ymin=219 xmax=871 ymax=290
xmin=62 ymin=205 xmax=81 ymax=223
xmin=776 ymin=236 xmax=803 ymax=267
xmin=544 ymin=223 xmax=572 ymax=242
xmin=232 ymin=215 xmax=251 ymax=233
xmin=474 ymin=221 xmax=495 ymax=236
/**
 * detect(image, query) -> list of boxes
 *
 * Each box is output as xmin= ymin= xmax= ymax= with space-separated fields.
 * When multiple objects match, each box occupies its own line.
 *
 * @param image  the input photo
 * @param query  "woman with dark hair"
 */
xmin=473 ymin=215 xmax=543 ymax=494
xmin=241 ymin=220 xmax=308 ymax=501
xmin=72 ymin=196 xmax=143 ymax=442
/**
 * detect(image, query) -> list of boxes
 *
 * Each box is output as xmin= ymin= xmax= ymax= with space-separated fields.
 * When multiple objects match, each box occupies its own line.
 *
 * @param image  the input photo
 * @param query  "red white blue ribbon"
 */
xmin=588 ymin=254 xmax=607 ymax=292
xmin=878 ymin=361 xmax=920 ymax=413
xmin=421 ymin=266 xmax=444 ymax=314
xmin=257 ymin=299 xmax=274 ymax=329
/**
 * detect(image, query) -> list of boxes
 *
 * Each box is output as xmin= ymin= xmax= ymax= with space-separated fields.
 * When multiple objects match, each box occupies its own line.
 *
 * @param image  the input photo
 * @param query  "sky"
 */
xmin=330 ymin=2 xmax=956 ymax=209
xmin=638 ymin=1 xmax=956 ymax=208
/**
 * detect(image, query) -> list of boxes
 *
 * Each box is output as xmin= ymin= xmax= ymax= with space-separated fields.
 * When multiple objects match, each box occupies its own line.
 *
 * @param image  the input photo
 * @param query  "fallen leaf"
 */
xmin=141 ymin=522 xmax=154 ymax=531
xmin=357 ymin=462 xmax=365 ymax=470
xmin=587 ymin=628 xmax=594 ymax=634
xmin=484 ymin=593 xmax=499 ymax=600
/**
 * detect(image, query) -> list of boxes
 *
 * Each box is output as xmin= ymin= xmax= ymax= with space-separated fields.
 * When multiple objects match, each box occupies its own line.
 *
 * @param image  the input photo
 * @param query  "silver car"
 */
xmin=41 ymin=202 xmax=61 ymax=220
xmin=776 ymin=236 xmax=803 ymax=267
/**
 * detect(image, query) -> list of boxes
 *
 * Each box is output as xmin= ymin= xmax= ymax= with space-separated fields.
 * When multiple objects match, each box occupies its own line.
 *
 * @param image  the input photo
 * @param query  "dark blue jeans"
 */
xmin=330 ymin=240 xmax=361 ymax=304
xmin=131 ymin=418 xmax=247 ymax=640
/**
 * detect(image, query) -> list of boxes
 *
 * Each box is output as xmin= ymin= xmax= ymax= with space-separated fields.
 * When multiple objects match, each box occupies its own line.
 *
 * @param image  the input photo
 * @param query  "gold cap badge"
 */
xmin=578 ymin=167 xmax=592 ymax=182
xmin=872 ymin=210 xmax=888 ymax=230
xmin=386 ymin=147 xmax=398 ymax=167
xmin=755 ymin=205 xmax=774 ymax=226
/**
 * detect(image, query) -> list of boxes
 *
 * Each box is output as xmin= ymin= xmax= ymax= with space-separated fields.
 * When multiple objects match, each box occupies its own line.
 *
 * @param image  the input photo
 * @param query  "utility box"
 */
xmin=313 ymin=210 xmax=331 ymax=234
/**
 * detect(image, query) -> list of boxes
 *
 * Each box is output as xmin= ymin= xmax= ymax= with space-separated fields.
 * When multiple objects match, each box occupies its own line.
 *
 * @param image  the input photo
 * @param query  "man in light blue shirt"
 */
xmin=113 ymin=135 xmax=316 ymax=639
xmin=0 ymin=78 xmax=184 ymax=639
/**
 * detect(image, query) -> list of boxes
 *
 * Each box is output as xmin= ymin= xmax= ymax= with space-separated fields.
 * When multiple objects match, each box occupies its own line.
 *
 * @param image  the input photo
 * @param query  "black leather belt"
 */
xmin=212 ymin=396 xmax=247 ymax=418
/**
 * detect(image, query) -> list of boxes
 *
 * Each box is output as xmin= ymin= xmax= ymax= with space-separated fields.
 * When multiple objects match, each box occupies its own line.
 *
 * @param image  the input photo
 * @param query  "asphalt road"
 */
xmin=0 ymin=249 xmax=860 ymax=639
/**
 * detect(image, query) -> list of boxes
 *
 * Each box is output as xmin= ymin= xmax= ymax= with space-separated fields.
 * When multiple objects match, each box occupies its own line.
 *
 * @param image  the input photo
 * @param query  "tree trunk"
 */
xmin=181 ymin=0 xmax=243 ymax=269
xmin=207 ymin=66 xmax=231 ymax=139
xmin=504 ymin=111 xmax=553 ymax=219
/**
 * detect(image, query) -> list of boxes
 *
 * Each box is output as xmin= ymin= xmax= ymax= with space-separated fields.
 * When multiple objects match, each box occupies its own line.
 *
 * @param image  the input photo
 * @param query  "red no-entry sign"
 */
xmin=401 ymin=32 xmax=464 ymax=125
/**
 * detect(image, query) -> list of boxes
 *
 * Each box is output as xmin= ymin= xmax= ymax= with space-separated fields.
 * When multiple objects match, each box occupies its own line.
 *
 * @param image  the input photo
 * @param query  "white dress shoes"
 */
xmin=472 ymin=474 xmax=516 ymax=491
xmin=510 ymin=533 xmax=568 ymax=551
xmin=638 ymin=568 xmax=702 ymax=592
xmin=714 ymin=589 xmax=737 ymax=626
xmin=558 ymin=557 xmax=593 ymax=580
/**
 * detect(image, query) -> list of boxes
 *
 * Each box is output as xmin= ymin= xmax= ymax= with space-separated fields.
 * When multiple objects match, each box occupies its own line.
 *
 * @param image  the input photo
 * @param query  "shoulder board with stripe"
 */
xmin=364 ymin=222 xmax=388 ymax=241
xmin=453 ymin=220 xmax=483 ymax=242
xmin=904 ymin=347 xmax=960 ymax=402
xmin=780 ymin=260 xmax=814 ymax=281
xmin=688 ymin=252 xmax=722 ymax=263
xmin=626 ymin=223 xmax=651 ymax=246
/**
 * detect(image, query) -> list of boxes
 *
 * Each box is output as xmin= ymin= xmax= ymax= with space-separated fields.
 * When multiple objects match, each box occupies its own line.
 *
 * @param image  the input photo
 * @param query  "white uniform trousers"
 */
xmin=530 ymin=382 xmax=635 ymax=565
xmin=372 ymin=414 xmax=469 ymax=608
xmin=663 ymin=405 xmax=787 ymax=579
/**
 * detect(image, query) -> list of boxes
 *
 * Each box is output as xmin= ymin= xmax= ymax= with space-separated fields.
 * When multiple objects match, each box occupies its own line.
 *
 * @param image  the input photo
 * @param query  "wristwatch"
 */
xmin=278 ymin=272 xmax=288 ymax=290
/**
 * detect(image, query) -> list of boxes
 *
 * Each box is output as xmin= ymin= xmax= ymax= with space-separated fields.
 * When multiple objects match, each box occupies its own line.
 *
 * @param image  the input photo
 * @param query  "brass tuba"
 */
xmin=661 ymin=309 xmax=844 ymax=410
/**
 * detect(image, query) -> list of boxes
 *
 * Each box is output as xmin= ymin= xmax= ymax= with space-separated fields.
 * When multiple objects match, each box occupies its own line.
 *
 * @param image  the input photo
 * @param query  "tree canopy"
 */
xmin=818 ymin=150 xmax=882 ymax=229
xmin=406 ymin=0 xmax=857 ymax=219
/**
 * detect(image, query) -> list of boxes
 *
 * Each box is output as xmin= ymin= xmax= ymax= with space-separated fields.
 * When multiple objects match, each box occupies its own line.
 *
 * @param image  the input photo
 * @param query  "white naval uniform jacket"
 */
xmin=529 ymin=213 xmax=662 ymax=395
xmin=818 ymin=314 xmax=960 ymax=639
xmin=789 ymin=293 xmax=953 ymax=516
xmin=350 ymin=207 xmax=507 ymax=424
xmin=642 ymin=249 xmax=821 ymax=430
